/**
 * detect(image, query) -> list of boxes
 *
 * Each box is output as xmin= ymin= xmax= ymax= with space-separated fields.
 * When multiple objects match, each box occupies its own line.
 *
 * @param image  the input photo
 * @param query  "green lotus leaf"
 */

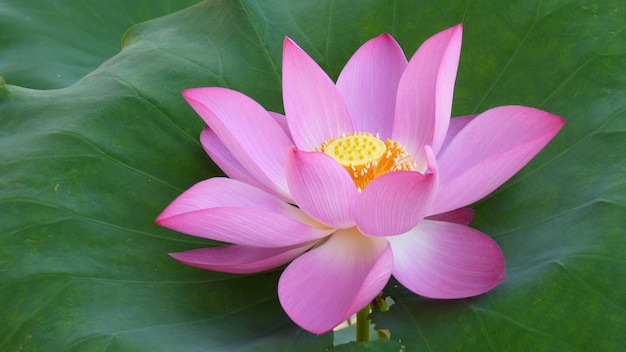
xmin=1 ymin=0 xmax=624 ymax=350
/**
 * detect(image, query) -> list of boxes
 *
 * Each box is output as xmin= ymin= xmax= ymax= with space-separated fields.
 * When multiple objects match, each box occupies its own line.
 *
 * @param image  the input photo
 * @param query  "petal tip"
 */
xmin=375 ymin=32 xmax=396 ymax=43
xmin=555 ymin=115 xmax=566 ymax=127
xmin=283 ymin=36 xmax=301 ymax=54
xmin=181 ymin=88 xmax=195 ymax=97
xmin=181 ymin=86 xmax=209 ymax=100
xmin=155 ymin=209 xmax=171 ymax=225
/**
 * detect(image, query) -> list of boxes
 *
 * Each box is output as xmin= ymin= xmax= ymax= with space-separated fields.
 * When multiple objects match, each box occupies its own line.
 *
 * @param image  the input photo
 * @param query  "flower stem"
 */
xmin=355 ymin=303 xmax=371 ymax=342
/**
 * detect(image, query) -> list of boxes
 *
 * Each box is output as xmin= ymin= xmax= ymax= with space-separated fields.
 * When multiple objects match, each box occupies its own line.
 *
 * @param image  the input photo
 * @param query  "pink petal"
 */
xmin=183 ymin=88 xmax=292 ymax=200
xmin=198 ymin=112 xmax=291 ymax=198
xmin=336 ymin=33 xmax=408 ymax=139
xmin=355 ymin=146 xmax=438 ymax=237
xmin=268 ymin=112 xmax=293 ymax=140
xmin=157 ymin=178 xmax=287 ymax=214
xmin=158 ymin=208 xmax=331 ymax=247
xmin=388 ymin=220 xmax=505 ymax=299
xmin=426 ymin=207 xmax=475 ymax=225
xmin=278 ymin=228 xmax=392 ymax=334
xmin=282 ymin=37 xmax=354 ymax=151
xmin=156 ymin=178 xmax=332 ymax=247
xmin=286 ymin=147 xmax=358 ymax=228
xmin=170 ymin=241 xmax=316 ymax=274
xmin=392 ymin=24 xmax=463 ymax=165
xmin=199 ymin=127 xmax=267 ymax=191
xmin=431 ymin=105 xmax=565 ymax=214
xmin=437 ymin=115 xmax=476 ymax=157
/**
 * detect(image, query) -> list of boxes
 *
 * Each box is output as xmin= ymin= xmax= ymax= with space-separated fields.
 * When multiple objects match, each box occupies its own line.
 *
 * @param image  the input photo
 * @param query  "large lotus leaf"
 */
xmin=0 ymin=0 xmax=202 ymax=89
xmin=1 ymin=0 xmax=624 ymax=351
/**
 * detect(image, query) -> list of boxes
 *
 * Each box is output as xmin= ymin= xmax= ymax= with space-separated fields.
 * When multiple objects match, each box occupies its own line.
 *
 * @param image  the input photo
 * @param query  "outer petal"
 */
xmin=199 ymin=127 xmax=266 ymax=190
xmin=286 ymin=147 xmax=358 ymax=228
xmin=268 ymin=112 xmax=293 ymax=140
xmin=183 ymin=87 xmax=292 ymax=200
xmin=278 ymin=228 xmax=392 ymax=334
xmin=282 ymin=37 xmax=354 ymax=150
xmin=389 ymin=220 xmax=505 ymax=299
xmin=437 ymin=115 xmax=476 ymax=157
xmin=170 ymin=241 xmax=316 ymax=274
xmin=158 ymin=208 xmax=331 ymax=247
xmin=157 ymin=178 xmax=289 ymax=214
xmin=199 ymin=116 xmax=293 ymax=197
xmin=392 ymin=24 xmax=463 ymax=165
xmin=431 ymin=105 xmax=565 ymax=214
xmin=355 ymin=146 xmax=438 ymax=237
xmin=336 ymin=33 xmax=408 ymax=139
xmin=156 ymin=178 xmax=332 ymax=247
xmin=426 ymin=207 xmax=475 ymax=225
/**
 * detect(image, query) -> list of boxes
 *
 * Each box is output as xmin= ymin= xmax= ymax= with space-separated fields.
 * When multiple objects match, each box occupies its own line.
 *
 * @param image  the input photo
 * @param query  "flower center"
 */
xmin=320 ymin=132 xmax=415 ymax=191
xmin=324 ymin=133 xmax=386 ymax=167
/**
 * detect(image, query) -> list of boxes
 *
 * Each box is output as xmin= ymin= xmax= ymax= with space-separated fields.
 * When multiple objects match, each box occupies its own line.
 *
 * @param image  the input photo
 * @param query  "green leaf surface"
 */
xmin=332 ymin=340 xmax=405 ymax=352
xmin=0 ymin=0 xmax=202 ymax=89
xmin=1 ymin=0 xmax=624 ymax=351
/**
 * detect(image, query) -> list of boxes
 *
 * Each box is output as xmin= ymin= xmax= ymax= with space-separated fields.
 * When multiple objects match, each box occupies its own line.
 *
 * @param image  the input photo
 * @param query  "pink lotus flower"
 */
xmin=156 ymin=24 xmax=564 ymax=334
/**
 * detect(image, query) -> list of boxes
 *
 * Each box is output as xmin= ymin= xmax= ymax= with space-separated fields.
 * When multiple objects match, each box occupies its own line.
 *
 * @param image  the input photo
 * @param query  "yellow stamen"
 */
xmin=319 ymin=132 xmax=415 ymax=191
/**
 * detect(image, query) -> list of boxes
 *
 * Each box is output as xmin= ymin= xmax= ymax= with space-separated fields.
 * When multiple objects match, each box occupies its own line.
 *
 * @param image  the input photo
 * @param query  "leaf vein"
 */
xmin=0 ymin=277 xmax=73 ymax=349
xmin=470 ymin=306 xmax=578 ymax=350
xmin=470 ymin=0 xmax=543 ymax=113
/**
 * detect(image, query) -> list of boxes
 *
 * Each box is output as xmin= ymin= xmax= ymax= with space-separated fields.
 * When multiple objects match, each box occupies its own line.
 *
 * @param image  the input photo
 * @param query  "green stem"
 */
xmin=355 ymin=303 xmax=371 ymax=343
